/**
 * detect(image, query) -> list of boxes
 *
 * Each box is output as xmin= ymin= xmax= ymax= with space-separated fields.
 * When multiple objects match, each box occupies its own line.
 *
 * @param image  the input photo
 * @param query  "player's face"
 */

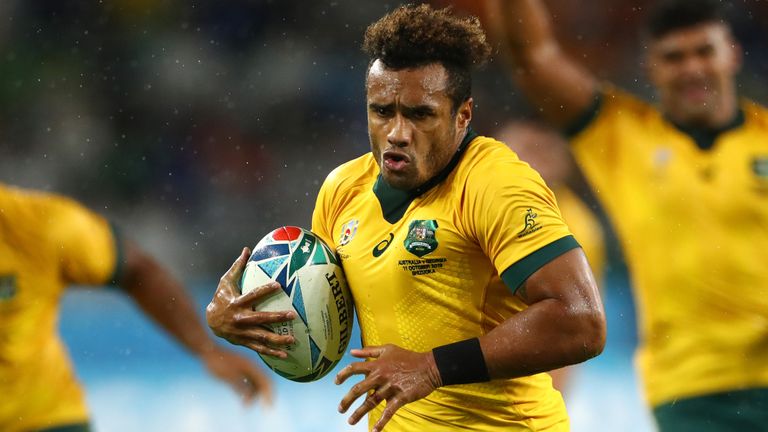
xmin=647 ymin=22 xmax=741 ymax=127
xmin=366 ymin=60 xmax=471 ymax=190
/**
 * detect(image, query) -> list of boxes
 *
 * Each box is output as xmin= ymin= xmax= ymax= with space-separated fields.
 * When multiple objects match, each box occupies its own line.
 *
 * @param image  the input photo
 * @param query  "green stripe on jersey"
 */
xmin=501 ymin=235 xmax=580 ymax=293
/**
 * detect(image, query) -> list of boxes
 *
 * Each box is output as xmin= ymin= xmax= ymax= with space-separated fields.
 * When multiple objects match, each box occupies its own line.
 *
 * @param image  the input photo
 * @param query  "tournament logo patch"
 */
xmin=517 ymin=208 xmax=542 ymax=238
xmin=339 ymin=219 xmax=358 ymax=246
xmin=404 ymin=219 xmax=438 ymax=258
xmin=653 ymin=147 xmax=673 ymax=168
xmin=752 ymin=156 xmax=768 ymax=178
xmin=0 ymin=275 xmax=17 ymax=301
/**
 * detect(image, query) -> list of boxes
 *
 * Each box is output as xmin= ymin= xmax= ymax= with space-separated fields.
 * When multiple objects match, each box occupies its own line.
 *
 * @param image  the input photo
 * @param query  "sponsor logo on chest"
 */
xmin=367 ymin=219 xmax=447 ymax=277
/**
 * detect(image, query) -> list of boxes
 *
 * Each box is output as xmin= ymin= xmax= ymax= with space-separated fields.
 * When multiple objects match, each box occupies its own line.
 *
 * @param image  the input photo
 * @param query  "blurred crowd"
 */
xmin=0 ymin=0 xmax=766 ymax=280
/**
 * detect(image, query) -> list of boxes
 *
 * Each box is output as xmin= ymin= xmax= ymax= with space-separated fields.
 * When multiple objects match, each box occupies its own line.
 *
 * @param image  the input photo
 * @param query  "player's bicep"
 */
xmin=515 ymin=247 xmax=600 ymax=313
xmin=500 ymin=235 xmax=580 ymax=294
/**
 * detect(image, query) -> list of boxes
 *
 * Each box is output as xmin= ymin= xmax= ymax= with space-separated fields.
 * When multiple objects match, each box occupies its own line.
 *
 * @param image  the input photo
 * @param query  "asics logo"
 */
xmin=372 ymin=233 xmax=394 ymax=257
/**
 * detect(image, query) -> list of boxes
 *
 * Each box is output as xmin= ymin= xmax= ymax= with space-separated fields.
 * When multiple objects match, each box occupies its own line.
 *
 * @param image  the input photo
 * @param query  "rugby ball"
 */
xmin=240 ymin=226 xmax=354 ymax=382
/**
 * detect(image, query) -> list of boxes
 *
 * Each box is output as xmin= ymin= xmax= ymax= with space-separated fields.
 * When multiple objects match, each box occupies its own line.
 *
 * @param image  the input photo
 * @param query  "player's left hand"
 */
xmin=201 ymin=346 xmax=274 ymax=406
xmin=335 ymin=344 xmax=442 ymax=432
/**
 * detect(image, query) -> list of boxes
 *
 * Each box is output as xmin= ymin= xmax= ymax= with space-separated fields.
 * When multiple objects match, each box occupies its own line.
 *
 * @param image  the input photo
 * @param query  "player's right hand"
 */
xmin=206 ymin=247 xmax=296 ymax=358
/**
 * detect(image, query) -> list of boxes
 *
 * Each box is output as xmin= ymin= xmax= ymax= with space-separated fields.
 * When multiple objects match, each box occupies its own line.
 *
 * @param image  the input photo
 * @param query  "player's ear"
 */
xmin=456 ymin=97 xmax=473 ymax=129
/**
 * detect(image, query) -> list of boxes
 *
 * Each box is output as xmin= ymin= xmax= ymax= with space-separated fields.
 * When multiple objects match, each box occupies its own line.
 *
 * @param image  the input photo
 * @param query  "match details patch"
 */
xmin=398 ymin=257 xmax=447 ymax=276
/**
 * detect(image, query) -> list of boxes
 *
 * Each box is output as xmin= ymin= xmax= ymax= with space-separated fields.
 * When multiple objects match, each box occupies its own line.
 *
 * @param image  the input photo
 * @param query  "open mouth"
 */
xmin=677 ymin=81 xmax=712 ymax=102
xmin=383 ymin=151 xmax=410 ymax=172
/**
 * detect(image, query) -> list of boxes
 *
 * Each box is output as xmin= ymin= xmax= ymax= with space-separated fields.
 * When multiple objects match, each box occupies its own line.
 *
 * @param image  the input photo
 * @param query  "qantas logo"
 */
xmin=372 ymin=233 xmax=394 ymax=257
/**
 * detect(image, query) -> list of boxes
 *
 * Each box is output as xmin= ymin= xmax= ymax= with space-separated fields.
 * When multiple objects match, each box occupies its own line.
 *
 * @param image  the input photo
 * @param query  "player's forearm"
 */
xmin=479 ymin=296 xmax=605 ymax=379
xmin=121 ymin=243 xmax=216 ymax=356
xmin=489 ymin=0 xmax=558 ymax=70
xmin=490 ymin=0 xmax=598 ymax=127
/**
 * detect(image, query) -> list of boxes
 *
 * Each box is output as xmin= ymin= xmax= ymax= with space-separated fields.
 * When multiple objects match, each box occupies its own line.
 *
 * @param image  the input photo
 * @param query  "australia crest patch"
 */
xmin=404 ymin=219 xmax=438 ymax=258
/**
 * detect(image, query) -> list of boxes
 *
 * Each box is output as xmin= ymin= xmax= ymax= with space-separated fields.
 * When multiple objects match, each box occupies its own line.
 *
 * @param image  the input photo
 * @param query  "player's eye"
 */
xmin=370 ymin=105 xmax=393 ymax=117
xmin=696 ymin=45 xmax=715 ymax=58
xmin=407 ymin=108 xmax=433 ymax=120
xmin=662 ymin=51 xmax=684 ymax=64
xmin=412 ymin=110 xmax=430 ymax=119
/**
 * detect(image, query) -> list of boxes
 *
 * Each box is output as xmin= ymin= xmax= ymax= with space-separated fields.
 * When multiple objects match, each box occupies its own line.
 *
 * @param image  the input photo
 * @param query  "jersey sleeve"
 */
xmin=311 ymin=168 xmax=340 ymax=248
xmin=462 ymin=152 xmax=578 ymax=292
xmin=45 ymin=195 xmax=121 ymax=286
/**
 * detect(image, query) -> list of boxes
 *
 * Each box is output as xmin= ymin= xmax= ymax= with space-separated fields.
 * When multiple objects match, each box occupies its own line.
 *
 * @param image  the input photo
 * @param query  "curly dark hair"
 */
xmin=362 ymin=4 xmax=491 ymax=113
xmin=645 ymin=0 xmax=732 ymax=40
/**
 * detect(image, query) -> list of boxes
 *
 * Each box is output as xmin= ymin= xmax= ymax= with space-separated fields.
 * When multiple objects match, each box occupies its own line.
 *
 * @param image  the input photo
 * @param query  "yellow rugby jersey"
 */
xmin=312 ymin=131 xmax=579 ymax=431
xmin=0 ymin=184 xmax=120 ymax=431
xmin=570 ymin=87 xmax=768 ymax=406
xmin=553 ymin=187 xmax=605 ymax=284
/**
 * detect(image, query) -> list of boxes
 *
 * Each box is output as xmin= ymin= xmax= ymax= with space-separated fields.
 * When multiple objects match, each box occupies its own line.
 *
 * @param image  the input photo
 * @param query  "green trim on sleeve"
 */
xmin=501 ymin=235 xmax=580 ymax=294
xmin=107 ymin=221 xmax=126 ymax=286
xmin=563 ymin=94 xmax=603 ymax=138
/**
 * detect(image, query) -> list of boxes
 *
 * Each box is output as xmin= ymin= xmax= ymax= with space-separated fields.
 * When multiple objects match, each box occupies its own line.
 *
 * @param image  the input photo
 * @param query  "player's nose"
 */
xmin=387 ymin=114 xmax=412 ymax=147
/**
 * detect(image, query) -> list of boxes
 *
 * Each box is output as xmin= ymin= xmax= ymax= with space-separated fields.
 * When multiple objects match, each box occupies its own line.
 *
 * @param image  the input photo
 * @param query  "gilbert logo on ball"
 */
xmin=240 ymin=226 xmax=354 ymax=382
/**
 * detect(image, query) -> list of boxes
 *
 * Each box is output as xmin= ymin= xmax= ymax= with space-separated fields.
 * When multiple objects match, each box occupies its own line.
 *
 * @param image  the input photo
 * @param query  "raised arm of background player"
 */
xmin=120 ymin=240 xmax=281 ymax=404
xmin=485 ymin=0 xmax=598 ymax=128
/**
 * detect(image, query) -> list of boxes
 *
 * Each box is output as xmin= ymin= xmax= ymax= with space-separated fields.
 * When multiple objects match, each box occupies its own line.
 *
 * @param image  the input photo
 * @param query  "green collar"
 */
xmin=669 ymin=109 xmax=745 ymax=151
xmin=373 ymin=127 xmax=478 ymax=224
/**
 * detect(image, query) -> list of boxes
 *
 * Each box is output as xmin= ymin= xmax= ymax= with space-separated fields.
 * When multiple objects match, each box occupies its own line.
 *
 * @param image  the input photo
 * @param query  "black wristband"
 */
xmin=432 ymin=338 xmax=490 ymax=386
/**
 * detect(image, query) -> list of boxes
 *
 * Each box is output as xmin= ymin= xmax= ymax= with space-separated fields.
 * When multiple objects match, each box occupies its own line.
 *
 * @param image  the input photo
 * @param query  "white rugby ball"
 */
xmin=241 ymin=226 xmax=354 ymax=382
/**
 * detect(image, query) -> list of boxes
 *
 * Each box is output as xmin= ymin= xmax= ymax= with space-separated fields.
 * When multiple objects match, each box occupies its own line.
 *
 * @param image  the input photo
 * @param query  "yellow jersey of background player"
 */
xmin=570 ymin=87 xmax=768 ymax=407
xmin=0 ymin=183 xmax=120 ymax=431
xmin=313 ymin=131 xmax=579 ymax=431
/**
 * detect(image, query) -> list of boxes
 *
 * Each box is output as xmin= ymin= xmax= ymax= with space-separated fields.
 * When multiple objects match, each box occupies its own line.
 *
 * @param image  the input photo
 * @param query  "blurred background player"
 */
xmin=487 ymin=0 xmax=768 ymax=429
xmin=0 ymin=182 xmax=283 ymax=432
xmin=495 ymin=120 xmax=607 ymax=392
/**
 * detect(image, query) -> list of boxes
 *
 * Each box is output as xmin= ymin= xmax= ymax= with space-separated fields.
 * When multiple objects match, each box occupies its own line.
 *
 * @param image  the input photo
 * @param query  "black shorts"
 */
xmin=653 ymin=387 xmax=768 ymax=432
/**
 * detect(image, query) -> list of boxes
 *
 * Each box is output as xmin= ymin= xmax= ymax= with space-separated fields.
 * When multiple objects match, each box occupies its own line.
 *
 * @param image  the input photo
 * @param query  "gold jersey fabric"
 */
xmin=312 ymin=133 xmax=578 ymax=431
xmin=0 ymin=184 xmax=119 ymax=431
xmin=554 ymin=187 xmax=605 ymax=284
xmin=570 ymin=87 xmax=768 ymax=406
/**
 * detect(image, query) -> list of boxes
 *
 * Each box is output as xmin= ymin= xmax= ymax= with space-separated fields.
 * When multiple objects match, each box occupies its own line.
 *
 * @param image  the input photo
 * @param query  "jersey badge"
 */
xmin=653 ymin=147 xmax=673 ymax=169
xmin=404 ymin=219 xmax=438 ymax=258
xmin=0 ymin=275 xmax=17 ymax=301
xmin=517 ymin=208 xmax=542 ymax=238
xmin=339 ymin=219 xmax=359 ymax=246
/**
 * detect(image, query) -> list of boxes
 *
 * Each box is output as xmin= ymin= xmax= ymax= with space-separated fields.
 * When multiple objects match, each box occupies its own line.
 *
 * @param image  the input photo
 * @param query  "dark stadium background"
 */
xmin=2 ymin=1 xmax=766 ymax=431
